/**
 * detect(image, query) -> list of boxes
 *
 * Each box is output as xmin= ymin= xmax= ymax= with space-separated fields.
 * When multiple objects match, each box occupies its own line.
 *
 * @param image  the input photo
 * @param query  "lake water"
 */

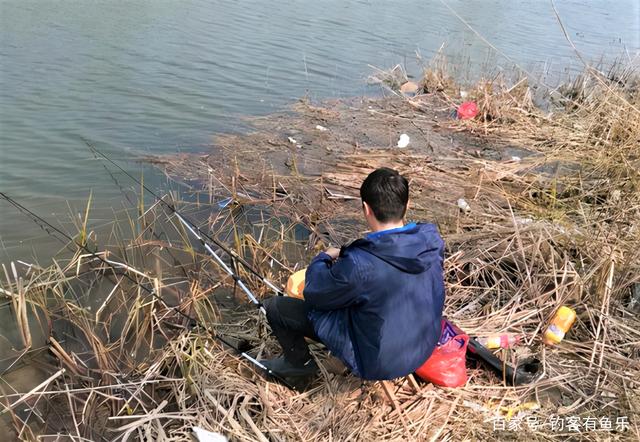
xmin=1 ymin=0 xmax=639 ymax=265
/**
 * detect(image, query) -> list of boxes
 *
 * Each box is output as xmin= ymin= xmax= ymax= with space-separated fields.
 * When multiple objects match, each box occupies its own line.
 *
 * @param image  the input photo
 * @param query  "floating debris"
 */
xmin=457 ymin=198 xmax=471 ymax=212
xmin=397 ymin=133 xmax=410 ymax=148
xmin=192 ymin=427 xmax=228 ymax=442
xmin=457 ymin=101 xmax=478 ymax=120
xmin=3 ymin=56 xmax=639 ymax=441
xmin=400 ymin=81 xmax=419 ymax=96
xmin=515 ymin=217 xmax=534 ymax=225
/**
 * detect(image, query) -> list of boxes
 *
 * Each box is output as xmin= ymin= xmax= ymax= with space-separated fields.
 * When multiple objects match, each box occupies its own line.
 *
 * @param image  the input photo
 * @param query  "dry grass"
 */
xmin=1 ymin=59 xmax=639 ymax=441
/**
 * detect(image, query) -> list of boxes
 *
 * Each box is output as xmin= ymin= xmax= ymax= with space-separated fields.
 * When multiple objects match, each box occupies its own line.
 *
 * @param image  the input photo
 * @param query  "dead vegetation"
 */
xmin=1 ymin=57 xmax=639 ymax=441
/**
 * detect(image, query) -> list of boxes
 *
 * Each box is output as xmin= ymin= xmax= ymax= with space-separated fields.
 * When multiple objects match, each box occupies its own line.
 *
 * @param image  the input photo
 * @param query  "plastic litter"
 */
xmin=457 ymin=198 xmax=471 ymax=213
xmin=192 ymin=427 xmax=228 ymax=442
xmin=511 ymin=156 xmax=522 ymax=162
xmin=543 ymin=306 xmax=576 ymax=345
xmin=315 ymin=125 xmax=328 ymax=132
xmin=463 ymin=400 xmax=489 ymax=413
xmin=464 ymin=400 xmax=539 ymax=420
xmin=457 ymin=101 xmax=478 ymax=120
xmin=397 ymin=134 xmax=410 ymax=148
xmin=287 ymin=137 xmax=297 ymax=144
xmin=498 ymin=401 xmax=540 ymax=421
xmin=476 ymin=334 xmax=521 ymax=349
xmin=515 ymin=217 xmax=533 ymax=225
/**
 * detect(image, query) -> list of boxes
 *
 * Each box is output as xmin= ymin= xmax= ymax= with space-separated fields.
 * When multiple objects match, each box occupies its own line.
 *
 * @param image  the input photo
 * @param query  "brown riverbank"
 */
xmin=1 ymin=61 xmax=639 ymax=440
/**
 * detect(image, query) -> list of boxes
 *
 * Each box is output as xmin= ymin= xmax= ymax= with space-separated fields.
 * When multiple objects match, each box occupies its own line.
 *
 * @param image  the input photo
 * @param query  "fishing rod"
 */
xmin=84 ymin=139 xmax=285 ymax=297
xmin=0 ymin=192 xmax=296 ymax=390
xmin=82 ymin=145 xmax=542 ymax=388
xmin=85 ymin=141 xmax=266 ymax=313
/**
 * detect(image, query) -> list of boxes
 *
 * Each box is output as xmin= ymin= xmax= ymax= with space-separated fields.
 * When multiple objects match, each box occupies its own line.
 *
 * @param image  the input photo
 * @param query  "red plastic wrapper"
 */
xmin=415 ymin=319 xmax=469 ymax=387
xmin=457 ymin=101 xmax=478 ymax=120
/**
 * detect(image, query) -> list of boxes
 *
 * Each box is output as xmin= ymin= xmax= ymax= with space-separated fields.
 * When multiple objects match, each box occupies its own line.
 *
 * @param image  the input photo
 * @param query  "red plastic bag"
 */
xmin=457 ymin=101 xmax=478 ymax=120
xmin=415 ymin=320 xmax=469 ymax=387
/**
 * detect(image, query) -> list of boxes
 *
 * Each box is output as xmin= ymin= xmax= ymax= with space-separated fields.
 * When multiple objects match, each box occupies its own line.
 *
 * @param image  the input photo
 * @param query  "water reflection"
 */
xmin=1 ymin=0 xmax=638 ymax=263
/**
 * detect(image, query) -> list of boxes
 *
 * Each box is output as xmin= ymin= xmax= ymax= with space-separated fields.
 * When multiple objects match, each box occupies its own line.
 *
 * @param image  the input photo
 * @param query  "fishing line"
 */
xmin=93 ymin=154 xmax=193 ymax=282
xmin=0 ymin=192 xmax=297 ymax=390
xmin=84 ymin=139 xmax=285 ymax=297
xmin=86 ymin=144 xmax=267 ymax=313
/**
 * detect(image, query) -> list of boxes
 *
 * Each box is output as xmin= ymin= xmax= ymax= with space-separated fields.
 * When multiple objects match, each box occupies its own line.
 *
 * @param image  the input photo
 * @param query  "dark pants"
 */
xmin=263 ymin=296 xmax=319 ymax=367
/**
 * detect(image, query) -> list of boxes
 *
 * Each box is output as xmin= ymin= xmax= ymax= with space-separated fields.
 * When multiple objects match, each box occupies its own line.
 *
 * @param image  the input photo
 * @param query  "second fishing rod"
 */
xmin=0 ymin=191 xmax=297 ymax=390
xmin=84 ymin=139 xmax=285 ymax=298
xmin=86 ymin=145 xmax=544 ymax=387
xmin=86 ymin=141 xmax=334 ymax=386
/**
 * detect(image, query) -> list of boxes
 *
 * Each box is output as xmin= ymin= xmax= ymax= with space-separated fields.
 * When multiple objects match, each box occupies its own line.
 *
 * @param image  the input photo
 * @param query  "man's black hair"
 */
xmin=360 ymin=167 xmax=409 ymax=223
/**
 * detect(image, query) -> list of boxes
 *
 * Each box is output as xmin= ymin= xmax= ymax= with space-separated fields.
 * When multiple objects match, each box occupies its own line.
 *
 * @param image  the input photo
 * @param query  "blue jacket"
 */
xmin=304 ymin=223 xmax=445 ymax=380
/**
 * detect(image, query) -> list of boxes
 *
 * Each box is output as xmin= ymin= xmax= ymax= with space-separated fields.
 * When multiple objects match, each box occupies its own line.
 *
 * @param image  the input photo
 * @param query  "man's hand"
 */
xmin=324 ymin=247 xmax=341 ymax=260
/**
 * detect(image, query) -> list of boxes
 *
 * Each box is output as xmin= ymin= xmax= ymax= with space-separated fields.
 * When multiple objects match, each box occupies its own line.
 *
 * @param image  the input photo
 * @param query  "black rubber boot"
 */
xmin=260 ymin=356 xmax=319 ymax=378
xmin=260 ymin=357 xmax=319 ymax=391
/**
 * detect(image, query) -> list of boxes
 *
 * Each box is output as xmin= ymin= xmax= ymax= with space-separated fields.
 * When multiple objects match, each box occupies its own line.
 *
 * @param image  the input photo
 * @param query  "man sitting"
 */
xmin=261 ymin=167 xmax=445 ymax=384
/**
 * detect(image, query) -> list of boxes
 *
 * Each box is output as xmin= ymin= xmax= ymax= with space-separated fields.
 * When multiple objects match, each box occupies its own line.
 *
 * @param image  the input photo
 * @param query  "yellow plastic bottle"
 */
xmin=543 ymin=306 xmax=576 ymax=345
xmin=285 ymin=268 xmax=307 ymax=299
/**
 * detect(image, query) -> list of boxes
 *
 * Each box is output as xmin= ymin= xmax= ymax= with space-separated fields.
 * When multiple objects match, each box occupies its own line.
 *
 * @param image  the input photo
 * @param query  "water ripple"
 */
xmin=1 ymin=0 xmax=638 ymax=262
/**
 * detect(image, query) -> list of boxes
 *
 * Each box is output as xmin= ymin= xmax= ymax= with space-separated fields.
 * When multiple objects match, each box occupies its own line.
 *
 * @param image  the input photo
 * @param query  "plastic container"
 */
xmin=543 ymin=306 xmax=576 ymax=345
xmin=457 ymin=198 xmax=471 ymax=213
xmin=397 ymin=134 xmax=410 ymax=148
xmin=285 ymin=268 xmax=306 ymax=299
xmin=476 ymin=334 xmax=521 ymax=349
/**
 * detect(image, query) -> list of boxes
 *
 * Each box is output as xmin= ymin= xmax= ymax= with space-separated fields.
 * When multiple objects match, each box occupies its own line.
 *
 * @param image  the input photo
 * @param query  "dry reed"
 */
xmin=1 ymin=59 xmax=639 ymax=441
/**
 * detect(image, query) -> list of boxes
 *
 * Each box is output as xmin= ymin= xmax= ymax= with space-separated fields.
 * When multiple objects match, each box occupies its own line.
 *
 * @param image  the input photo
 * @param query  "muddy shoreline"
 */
xmin=2 ymin=64 xmax=639 ymax=440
